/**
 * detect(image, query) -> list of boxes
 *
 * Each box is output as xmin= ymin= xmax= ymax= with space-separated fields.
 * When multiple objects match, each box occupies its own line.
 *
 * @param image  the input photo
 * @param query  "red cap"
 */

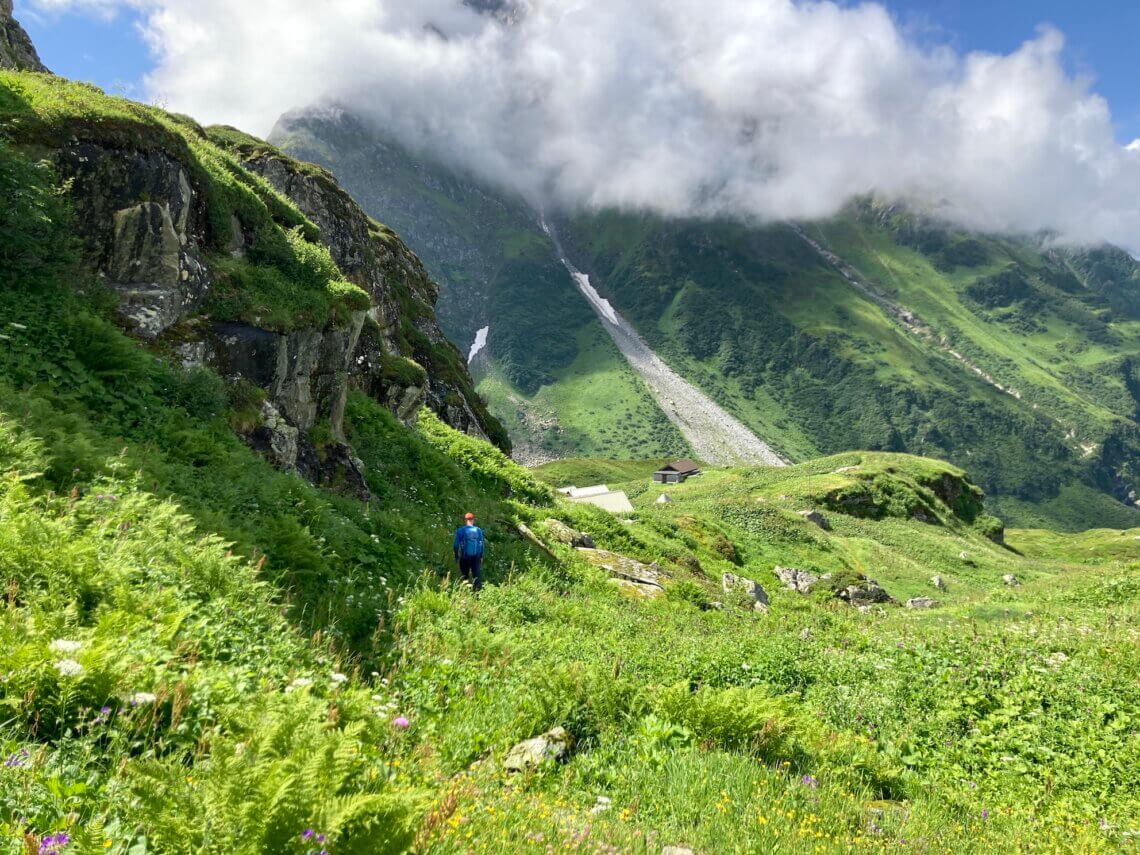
xmin=465 ymin=513 xmax=475 ymax=520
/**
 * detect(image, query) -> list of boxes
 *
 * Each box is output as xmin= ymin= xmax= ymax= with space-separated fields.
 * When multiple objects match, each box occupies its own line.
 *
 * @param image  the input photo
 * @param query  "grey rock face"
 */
xmin=906 ymin=597 xmax=940 ymax=609
xmin=503 ymin=727 xmax=572 ymax=772
xmin=722 ymin=572 xmax=769 ymax=611
xmin=0 ymin=3 xmax=47 ymax=72
xmin=54 ymin=145 xmax=211 ymax=339
xmin=543 ymin=518 xmax=595 ymax=549
xmin=840 ymin=581 xmax=893 ymax=606
xmin=254 ymin=401 xmax=300 ymax=470
xmin=576 ymin=548 xmax=663 ymax=594
xmin=244 ymin=153 xmax=496 ymax=443
xmin=798 ymin=509 xmax=831 ymax=531
xmin=774 ymin=566 xmax=820 ymax=594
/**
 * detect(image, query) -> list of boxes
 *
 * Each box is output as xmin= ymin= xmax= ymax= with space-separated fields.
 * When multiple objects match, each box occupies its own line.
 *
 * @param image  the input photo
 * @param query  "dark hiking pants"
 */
xmin=458 ymin=555 xmax=483 ymax=591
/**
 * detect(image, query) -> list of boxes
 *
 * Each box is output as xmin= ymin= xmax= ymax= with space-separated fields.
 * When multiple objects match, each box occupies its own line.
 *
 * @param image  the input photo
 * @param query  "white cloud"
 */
xmin=26 ymin=0 xmax=1140 ymax=247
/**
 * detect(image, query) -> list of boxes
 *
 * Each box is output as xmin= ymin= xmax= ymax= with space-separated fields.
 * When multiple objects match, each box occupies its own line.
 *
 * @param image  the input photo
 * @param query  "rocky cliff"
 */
xmin=0 ymin=0 xmax=45 ymax=73
xmin=0 ymin=62 xmax=506 ymax=497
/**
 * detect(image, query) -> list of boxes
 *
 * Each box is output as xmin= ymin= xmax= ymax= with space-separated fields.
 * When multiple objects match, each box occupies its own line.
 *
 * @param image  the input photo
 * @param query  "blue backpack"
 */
xmin=460 ymin=526 xmax=484 ymax=558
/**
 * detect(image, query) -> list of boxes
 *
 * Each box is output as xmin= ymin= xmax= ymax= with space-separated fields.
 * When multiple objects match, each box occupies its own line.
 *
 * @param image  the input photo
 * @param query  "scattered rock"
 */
xmin=774 ymin=566 xmax=820 ymax=594
xmin=800 ymin=627 xmax=812 ymax=640
xmin=517 ymin=523 xmax=558 ymax=560
xmin=704 ymin=601 xmax=725 ymax=611
xmin=930 ymin=575 xmax=947 ymax=591
xmin=958 ymin=551 xmax=976 ymax=566
xmin=544 ymin=518 xmax=596 ymax=549
xmin=1003 ymin=574 xmax=1020 ymax=587
xmin=722 ymin=573 xmax=769 ymax=612
xmin=577 ymin=548 xmax=664 ymax=594
xmin=840 ymin=581 xmax=893 ymax=607
xmin=608 ymin=578 xmax=664 ymax=600
xmin=662 ymin=848 xmax=695 ymax=855
xmin=503 ymin=727 xmax=572 ymax=772
xmin=906 ymin=597 xmax=940 ymax=609
xmin=656 ymin=494 xmax=673 ymax=505
xmin=798 ymin=509 xmax=831 ymax=531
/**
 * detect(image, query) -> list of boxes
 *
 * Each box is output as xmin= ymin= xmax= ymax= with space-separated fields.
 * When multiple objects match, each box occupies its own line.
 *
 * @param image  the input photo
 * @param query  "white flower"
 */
xmin=54 ymin=659 xmax=84 ymax=678
xmin=48 ymin=639 xmax=82 ymax=654
xmin=330 ymin=672 xmax=348 ymax=684
xmin=128 ymin=692 xmax=157 ymax=706
xmin=285 ymin=676 xmax=313 ymax=693
xmin=1046 ymin=652 xmax=1069 ymax=669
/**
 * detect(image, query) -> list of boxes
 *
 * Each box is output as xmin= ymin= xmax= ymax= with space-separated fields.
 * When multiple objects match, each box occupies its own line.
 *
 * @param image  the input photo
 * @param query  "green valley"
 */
xmin=1 ymin=6 xmax=1138 ymax=854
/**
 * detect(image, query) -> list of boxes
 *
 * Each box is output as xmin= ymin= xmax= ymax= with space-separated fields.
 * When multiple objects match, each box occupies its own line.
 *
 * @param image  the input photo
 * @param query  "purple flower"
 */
xmin=316 ymin=834 xmax=326 ymax=843
xmin=4 ymin=748 xmax=29 ymax=768
xmin=302 ymin=830 xmax=315 ymax=841
xmin=981 ymin=809 xmax=989 ymax=821
xmin=38 ymin=832 xmax=70 ymax=854
xmin=801 ymin=774 xmax=818 ymax=789
xmin=391 ymin=716 xmax=410 ymax=730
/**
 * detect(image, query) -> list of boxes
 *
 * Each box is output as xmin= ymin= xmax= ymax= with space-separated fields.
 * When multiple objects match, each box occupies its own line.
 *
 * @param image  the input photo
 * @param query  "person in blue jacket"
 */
xmin=453 ymin=512 xmax=485 ymax=591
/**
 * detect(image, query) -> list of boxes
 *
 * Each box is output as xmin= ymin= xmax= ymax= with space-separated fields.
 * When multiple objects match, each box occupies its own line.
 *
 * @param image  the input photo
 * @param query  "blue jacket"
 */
xmin=453 ymin=525 xmax=485 ymax=559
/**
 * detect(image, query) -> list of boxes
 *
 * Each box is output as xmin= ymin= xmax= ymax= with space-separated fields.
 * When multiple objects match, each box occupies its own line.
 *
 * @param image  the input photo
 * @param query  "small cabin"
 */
xmin=653 ymin=459 xmax=701 ymax=484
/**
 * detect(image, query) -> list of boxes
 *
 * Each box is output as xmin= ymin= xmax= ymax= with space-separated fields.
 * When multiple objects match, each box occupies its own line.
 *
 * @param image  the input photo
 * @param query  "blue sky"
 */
xmin=16 ymin=0 xmax=1140 ymax=143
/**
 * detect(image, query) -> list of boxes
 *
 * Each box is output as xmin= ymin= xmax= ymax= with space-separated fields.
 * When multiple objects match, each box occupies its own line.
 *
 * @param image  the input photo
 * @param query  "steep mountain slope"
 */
xmin=272 ymin=109 xmax=1140 ymax=528
xmin=271 ymin=108 xmax=694 ymax=464
xmin=561 ymin=205 xmax=1140 ymax=530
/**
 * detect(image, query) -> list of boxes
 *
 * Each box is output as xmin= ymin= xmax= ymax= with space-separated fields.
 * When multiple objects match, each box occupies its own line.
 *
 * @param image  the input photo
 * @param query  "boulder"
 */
xmin=798 ymin=509 xmax=831 ymax=531
xmin=722 ymin=573 xmax=769 ymax=612
xmin=930 ymin=575 xmax=947 ymax=591
xmin=656 ymin=494 xmax=673 ymax=504
xmin=577 ymin=548 xmax=663 ymax=594
xmin=1003 ymin=574 xmax=1020 ymax=587
xmin=906 ymin=597 xmax=940 ymax=609
xmin=503 ymin=727 xmax=572 ymax=772
xmin=544 ymin=518 xmax=596 ymax=549
xmin=774 ymin=566 xmax=820 ymax=594
xmin=840 ymin=581 xmax=893 ymax=606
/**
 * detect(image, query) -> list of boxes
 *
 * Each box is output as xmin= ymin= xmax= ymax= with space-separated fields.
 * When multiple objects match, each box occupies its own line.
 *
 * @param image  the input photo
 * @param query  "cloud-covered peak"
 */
xmin=30 ymin=0 xmax=1140 ymax=247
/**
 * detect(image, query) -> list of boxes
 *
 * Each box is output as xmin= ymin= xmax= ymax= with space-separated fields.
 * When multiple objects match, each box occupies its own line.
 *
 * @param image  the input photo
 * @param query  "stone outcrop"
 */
xmin=1003 ymin=574 xmax=1021 ymax=587
xmin=503 ymin=727 xmax=572 ymax=772
xmin=722 ymin=572 xmax=769 ymax=612
xmin=576 ymin=548 xmax=663 ymax=596
xmin=242 ymin=151 xmax=498 ymax=444
xmin=0 ymin=1 xmax=47 ymax=72
xmin=798 ymin=509 xmax=831 ymax=531
xmin=930 ymin=575 xmax=947 ymax=591
xmin=543 ymin=518 xmax=595 ymax=549
xmin=906 ymin=597 xmax=940 ymax=609
xmin=22 ymin=104 xmax=504 ymax=491
xmin=774 ymin=566 xmax=821 ymax=594
xmin=55 ymin=144 xmax=212 ymax=339
xmin=840 ymin=580 xmax=893 ymax=607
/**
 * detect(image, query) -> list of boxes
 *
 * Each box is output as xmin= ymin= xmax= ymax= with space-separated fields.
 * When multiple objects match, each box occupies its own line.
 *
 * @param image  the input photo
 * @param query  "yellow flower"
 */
xmin=103 ymin=842 xmax=113 ymax=850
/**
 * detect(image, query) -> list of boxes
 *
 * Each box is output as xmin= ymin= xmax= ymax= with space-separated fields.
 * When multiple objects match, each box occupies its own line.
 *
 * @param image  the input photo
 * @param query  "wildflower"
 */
xmin=801 ymin=774 xmax=819 ymax=789
xmin=285 ymin=677 xmax=313 ymax=693
xmin=330 ymin=672 xmax=348 ymax=684
xmin=128 ymin=692 xmax=157 ymax=707
xmin=4 ymin=748 xmax=29 ymax=768
xmin=48 ymin=640 xmax=82 ymax=654
xmin=53 ymin=659 xmax=84 ymax=678
xmin=392 ymin=715 xmax=410 ymax=729
xmin=38 ymin=831 xmax=70 ymax=854
xmin=302 ymin=830 xmax=315 ymax=841
xmin=982 ymin=809 xmax=990 ymax=821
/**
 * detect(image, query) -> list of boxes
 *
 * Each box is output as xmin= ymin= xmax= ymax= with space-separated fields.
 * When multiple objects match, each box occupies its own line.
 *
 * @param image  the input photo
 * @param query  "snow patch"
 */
xmin=467 ymin=325 xmax=489 ymax=364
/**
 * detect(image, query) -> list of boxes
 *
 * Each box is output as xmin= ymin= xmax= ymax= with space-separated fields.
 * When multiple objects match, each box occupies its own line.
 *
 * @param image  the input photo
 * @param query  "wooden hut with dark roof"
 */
xmin=653 ymin=459 xmax=701 ymax=484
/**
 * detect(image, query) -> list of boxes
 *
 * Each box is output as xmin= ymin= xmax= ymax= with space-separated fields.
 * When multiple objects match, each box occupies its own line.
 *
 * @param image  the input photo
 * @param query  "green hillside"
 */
xmin=560 ymin=205 xmax=1140 ymax=530
xmin=271 ymin=112 xmax=1139 ymax=529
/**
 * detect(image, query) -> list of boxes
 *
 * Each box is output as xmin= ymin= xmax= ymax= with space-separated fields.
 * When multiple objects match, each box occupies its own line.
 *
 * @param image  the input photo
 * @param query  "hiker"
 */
xmin=452 ymin=512 xmax=485 ymax=592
